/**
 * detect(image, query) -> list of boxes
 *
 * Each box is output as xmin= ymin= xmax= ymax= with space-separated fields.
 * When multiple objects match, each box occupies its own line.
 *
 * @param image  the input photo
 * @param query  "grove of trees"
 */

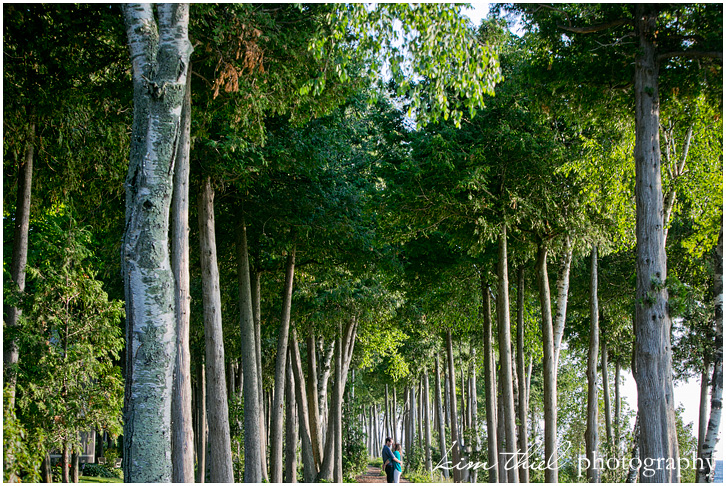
xmin=3 ymin=3 xmax=722 ymax=484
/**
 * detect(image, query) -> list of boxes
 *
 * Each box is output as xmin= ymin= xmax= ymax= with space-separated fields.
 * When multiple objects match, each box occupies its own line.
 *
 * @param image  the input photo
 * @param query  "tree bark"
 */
xmin=585 ymin=245 xmax=600 ymax=483
xmin=62 ymin=442 xmax=70 ymax=483
xmin=289 ymin=329 xmax=318 ymax=481
xmin=235 ymin=219 xmax=263 ymax=482
xmin=284 ymin=355 xmax=298 ymax=483
xmin=633 ymin=6 xmax=679 ymax=482
xmin=198 ymin=177 xmax=234 ymax=483
xmin=469 ymin=347 xmax=479 ymax=484
xmin=614 ymin=359 xmax=622 ymax=455
xmin=553 ymin=235 xmax=573 ymax=368
xmin=196 ymin=363 xmax=207 ymax=483
xmin=270 ymin=250 xmax=297 ymax=483
xmin=251 ymin=270 xmax=268 ymax=481
xmin=481 ymin=277 xmax=499 ymax=483
xmin=171 ymin=61 xmax=194 ymax=483
xmin=393 ymin=386 xmax=398 ymax=445
xmin=318 ymin=340 xmax=334 ymax=442
xmin=4 ymin=120 xmax=34 ymax=408
xmin=536 ymin=242 xmax=558 ymax=483
xmin=71 ymin=450 xmax=79 ymax=483
xmin=602 ymin=340 xmax=613 ymax=451
xmin=697 ymin=359 xmax=710 ymax=463
xmin=423 ymin=369 xmax=433 ymax=477
xmin=696 ymin=223 xmax=722 ymax=483
xmin=121 ymin=5 xmax=192 ymax=481
xmin=434 ymin=353 xmax=449 ymax=479
xmin=497 ymin=225 xmax=518 ymax=483
xmin=516 ymin=267 xmax=529 ymax=483
xmin=446 ymin=329 xmax=462 ymax=483
xmin=306 ymin=333 xmax=324 ymax=468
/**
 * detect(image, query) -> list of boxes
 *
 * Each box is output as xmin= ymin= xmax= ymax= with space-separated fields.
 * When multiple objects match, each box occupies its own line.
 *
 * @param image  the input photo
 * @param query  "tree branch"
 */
xmin=558 ymin=18 xmax=631 ymax=34
xmin=658 ymin=51 xmax=723 ymax=62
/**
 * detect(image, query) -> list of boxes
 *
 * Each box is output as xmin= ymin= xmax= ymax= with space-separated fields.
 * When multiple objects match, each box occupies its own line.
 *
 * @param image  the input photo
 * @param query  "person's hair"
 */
xmin=394 ymin=443 xmax=402 ymax=452
xmin=385 ymin=437 xmax=392 ymax=443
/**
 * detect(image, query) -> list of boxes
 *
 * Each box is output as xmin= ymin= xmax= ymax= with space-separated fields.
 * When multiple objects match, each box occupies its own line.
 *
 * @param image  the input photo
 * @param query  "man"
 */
xmin=382 ymin=437 xmax=395 ymax=483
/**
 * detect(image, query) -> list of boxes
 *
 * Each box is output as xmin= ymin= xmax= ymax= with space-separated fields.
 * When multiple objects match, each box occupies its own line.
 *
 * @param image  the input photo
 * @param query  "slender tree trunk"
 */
xmin=270 ymin=250 xmax=297 ymax=483
xmin=585 ymin=245 xmax=600 ymax=483
xmin=285 ymin=355 xmax=298 ymax=483
xmin=696 ymin=223 xmax=723 ymax=483
xmin=306 ymin=333 xmax=324 ymax=468
xmin=171 ymin=63 xmax=194 ymax=483
xmin=385 ymin=384 xmax=391 ymax=440
xmin=553 ymin=235 xmax=573 ymax=368
xmin=496 ymin=373 xmax=507 ymax=483
xmin=235 ymin=219 xmax=263 ymax=482
xmin=626 ymin=417 xmax=640 ymax=483
xmin=121 ymin=6 xmax=193 ymax=481
xmin=614 ymin=359 xmax=622 ymax=455
xmin=42 ymin=453 xmax=52 ymax=483
xmin=198 ymin=178 xmax=233 ymax=483
xmin=633 ymin=7 xmax=679 ymax=482
xmin=481 ymin=277 xmax=499 ymax=483
xmin=71 ymin=450 xmax=79 ymax=483
xmin=423 ymin=369 xmax=433 ymax=477
xmin=697 ymin=359 xmax=710 ymax=463
xmin=516 ymin=267 xmax=529 ymax=483
xmin=4 ymin=121 xmax=34 ymax=408
xmin=446 ymin=330 xmax=462 ymax=483
xmin=289 ymin=329 xmax=318 ymax=481
xmin=318 ymin=340 xmax=334 ymax=442
xmin=469 ymin=347 xmax=479 ymax=484
xmin=251 ymin=270 xmax=268 ymax=481
xmin=497 ymin=225 xmax=518 ymax=483
xmin=434 ymin=353 xmax=449 ymax=479
xmin=444 ymin=363 xmax=451 ymax=438
xmin=62 ymin=442 xmax=70 ymax=483
xmin=196 ymin=363 xmax=207 ymax=483
xmin=536 ymin=243 xmax=558 ymax=483
xmin=602 ymin=340 xmax=613 ymax=451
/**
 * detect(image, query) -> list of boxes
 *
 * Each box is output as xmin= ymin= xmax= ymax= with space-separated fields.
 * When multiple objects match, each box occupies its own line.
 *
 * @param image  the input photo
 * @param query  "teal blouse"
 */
xmin=394 ymin=451 xmax=402 ymax=472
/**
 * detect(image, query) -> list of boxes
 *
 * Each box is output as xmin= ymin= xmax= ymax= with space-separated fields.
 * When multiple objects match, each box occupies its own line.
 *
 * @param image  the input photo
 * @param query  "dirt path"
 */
xmin=355 ymin=464 xmax=410 ymax=483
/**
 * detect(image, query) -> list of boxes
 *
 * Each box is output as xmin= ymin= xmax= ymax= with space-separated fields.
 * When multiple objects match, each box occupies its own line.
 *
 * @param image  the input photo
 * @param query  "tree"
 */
xmin=120 ymin=4 xmax=193 ymax=481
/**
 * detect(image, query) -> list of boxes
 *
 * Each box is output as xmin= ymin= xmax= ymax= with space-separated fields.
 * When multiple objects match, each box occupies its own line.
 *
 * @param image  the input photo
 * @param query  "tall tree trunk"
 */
xmin=585 ymin=245 xmax=600 ymax=483
xmin=251 ymin=270 xmax=268 ymax=481
xmin=444 ymin=363 xmax=451 ymax=438
xmin=553 ymin=235 xmax=573 ymax=368
xmin=198 ymin=178 xmax=233 ymax=482
xmin=393 ymin=386 xmax=398 ymax=444
xmin=318 ymin=340 xmax=334 ymax=442
xmin=71 ymin=450 xmax=79 ymax=483
xmin=602 ymin=340 xmax=613 ymax=451
xmin=497 ymin=225 xmax=518 ymax=483
xmin=496 ymin=372 xmax=507 ymax=483
xmin=385 ymin=384 xmax=391 ymax=440
xmin=4 ymin=120 xmax=34 ymax=408
xmin=285 ymin=355 xmax=298 ymax=483
xmin=434 ymin=353 xmax=449 ymax=479
xmin=236 ymin=219 xmax=263 ymax=482
xmin=196 ymin=363 xmax=207 ymax=483
xmin=423 ymin=369 xmax=433 ymax=477
xmin=41 ymin=453 xmax=52 ymax=483
xmin=696 ymin=223 xmax=723 ymax=483
xmin=446 ymin=329 xmax=462 ymax=483
xmin=62 ymin=442 xmax=70 ymax=483
xmin=697 ymin=359 xmax=710 ymax=463
xmin=306 ymin=333 xmax=324 ymax=468
xmin=171 ymin=63 xmax=194 ymax=483
xmin=633 ymin=6 xmax=679 ymax=482
xmin=481 ymin=277 xmax=499 ymax=483
xmin=469 ymin=347 xmax=479 ymax=484
xmin=614 ymin=359 xmax=622 ymax=455
xmin=121 ymin=5 xmax=192 ymax=481
xmin=289 ymin=329 xmax=318 ymax=481
xmin=625 ymin=417 xmax=640 ymax=483
xmin=516 ymin=267 xmax=529 ymax=483
xmin=536 ymin=242 xmax=558 ymax=483
xmin=270 ymin=250 xmax=297 ymax=483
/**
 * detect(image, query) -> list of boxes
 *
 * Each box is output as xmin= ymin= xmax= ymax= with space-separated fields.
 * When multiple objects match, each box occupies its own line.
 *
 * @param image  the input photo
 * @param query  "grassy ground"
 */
xmin=79 ymin=476 xmax=123 ymax=483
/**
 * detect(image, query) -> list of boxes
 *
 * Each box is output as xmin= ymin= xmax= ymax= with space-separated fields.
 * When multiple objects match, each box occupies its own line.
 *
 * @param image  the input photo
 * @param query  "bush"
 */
xmin=82 ymin=462 xmax=123 ymax=480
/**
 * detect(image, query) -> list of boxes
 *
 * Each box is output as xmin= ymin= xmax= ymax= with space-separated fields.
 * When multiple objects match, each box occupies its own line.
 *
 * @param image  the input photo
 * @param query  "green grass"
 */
xmin=79 ymin=476 xmax=123 ymax=483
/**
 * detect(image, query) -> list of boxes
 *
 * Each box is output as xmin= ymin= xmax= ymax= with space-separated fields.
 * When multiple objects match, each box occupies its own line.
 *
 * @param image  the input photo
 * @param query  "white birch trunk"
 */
xmin=553 ymin=234 xmax=573 ymax=368
xmin=481 ymin=278 xmax=498 ymax=483
xmin=121 ymin=5 xmax=192 ymax=481
xmin=585 ymin=245 xmax=600 ymax=483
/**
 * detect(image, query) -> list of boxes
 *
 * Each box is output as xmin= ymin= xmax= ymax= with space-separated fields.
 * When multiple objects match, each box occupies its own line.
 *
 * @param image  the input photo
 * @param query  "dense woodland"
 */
xmin=3 ymin=3 xmax=723 ymax=484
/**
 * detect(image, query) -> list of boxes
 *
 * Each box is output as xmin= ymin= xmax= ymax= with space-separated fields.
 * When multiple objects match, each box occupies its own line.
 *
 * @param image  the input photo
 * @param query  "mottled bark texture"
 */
xmin=195 ymin=363 xmax=207 ymax=483
xmin=121 ymin=4 xmax=192 ymax=482
xmin=306 ymin=333 xmax=324 ymax=468
xmin=289 ymin=329 xmax=318 ymax=481
xmin=481 ymin=278 xmax=498 ymax=483
xmin=235 ymin=219 xmax=263 ymax=482
xmin=284 ymin=356 xmax=298 ymax=483
xmin=553 ymin=235 xmax=573 ymax=368
xmin=434 ymin=354 xmax=449 ymax=479
xmin=633 ymin=6 xmax=679 ymax=482
xmin=198 ymin=178 xmax=234 ymax=482
xmin=4 ymin=120 xmax=34 ymax=409
xmin=585 ymin=245 xmax=600 ymax=483
xmin=251 ymin=270 xmax=268 ymax=481
xmin=171 ymin=58 xmax=194 ymax=484
xmin=270 ymin=250 xmax=296 ymax=483
xmin=445 ymin=329 xmax=462 ymax=483
xmin=516 ymin=267 xmax=529 ymax=483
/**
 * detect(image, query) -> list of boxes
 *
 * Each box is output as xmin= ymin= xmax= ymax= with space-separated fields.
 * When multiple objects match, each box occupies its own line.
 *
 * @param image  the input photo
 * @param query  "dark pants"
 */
xmin=386 ymin=464 xmax=394 ymax=483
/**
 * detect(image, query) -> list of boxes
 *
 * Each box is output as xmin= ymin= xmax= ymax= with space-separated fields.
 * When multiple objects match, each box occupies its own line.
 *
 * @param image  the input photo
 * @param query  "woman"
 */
xmin=392 ymin=443 xmax=403 ymax=483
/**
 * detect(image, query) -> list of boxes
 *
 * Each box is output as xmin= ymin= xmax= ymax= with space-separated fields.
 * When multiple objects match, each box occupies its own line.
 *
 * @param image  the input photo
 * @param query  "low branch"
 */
xmin=558 ymin=18 xmax=631 ymax=34
xmin=658 ymin=51 xmax=723 ymax=62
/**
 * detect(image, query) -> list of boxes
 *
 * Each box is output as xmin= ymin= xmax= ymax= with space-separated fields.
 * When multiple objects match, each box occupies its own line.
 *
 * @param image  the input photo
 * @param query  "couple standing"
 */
xmin=381 ymin=437 xmax=403 ymax=483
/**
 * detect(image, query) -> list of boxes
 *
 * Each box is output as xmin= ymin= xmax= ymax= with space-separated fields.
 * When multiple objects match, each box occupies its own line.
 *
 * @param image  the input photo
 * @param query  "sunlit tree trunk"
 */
xmin=697 ymin=359 xmax=710 ymax=462
xmin=614 ymin=359 xmax=622 ymax=455
xmin=434 ymin=353 xmax=449 ymax=479
xmin=270 ymin=250 xmax=296 ymax=483
xmin=284 ymin=356 xmax=298 ymax=483
xmin=4 ymin=120 xmax=34 ymax=409
xmin=306 ymin=333 xmax=323 ymax=468
xmin=289 ymin=330 xmax=318 ymax=481
xmin=423 ymin=369 xmax=433 ymax=477
xmin=602 ymin=340 xmax=613 ymax=451
xmin=516 ymin=267 xmax=529 ymax=483
xmin=121 ymin=5 xmax=192 ymax=481
xmin=251 ymin=270 xmax=268 ymax=481
xmin=481 ymin=277 xmax=498 ymax=483
xmin=553 ymin=235 xmax=573 ymax=368
xmin=195 ymin=363 xmax=207 ymax=483
xmin=585 ymin=245 xmax=600 ymax=483
xmin=446 ymin=329 xmax=462 ymax=483
xmin=198 ymin=177 xmax=233 ymax=482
